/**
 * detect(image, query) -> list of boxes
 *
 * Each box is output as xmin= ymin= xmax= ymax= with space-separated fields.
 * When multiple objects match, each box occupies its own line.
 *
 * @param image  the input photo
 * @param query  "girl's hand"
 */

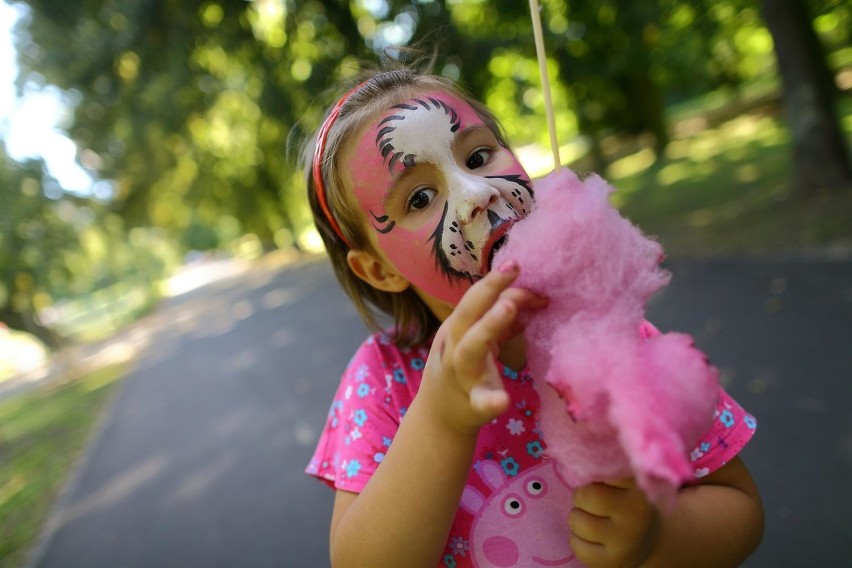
xmin=419 ymin=260 xmax=547 ymax=436
xmin=568 ymin=478 xmax=660 ymax=568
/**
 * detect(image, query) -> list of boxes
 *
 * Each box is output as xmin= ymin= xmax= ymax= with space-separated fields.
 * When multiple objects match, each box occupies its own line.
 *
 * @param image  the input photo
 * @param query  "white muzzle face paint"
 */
xmin=347 ymin=91 xmax=535 ymax=305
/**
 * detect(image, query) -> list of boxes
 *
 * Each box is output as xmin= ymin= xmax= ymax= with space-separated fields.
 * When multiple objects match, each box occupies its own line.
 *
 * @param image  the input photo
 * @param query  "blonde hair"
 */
xmin=304 ymin=63 xmax=508 ymax=347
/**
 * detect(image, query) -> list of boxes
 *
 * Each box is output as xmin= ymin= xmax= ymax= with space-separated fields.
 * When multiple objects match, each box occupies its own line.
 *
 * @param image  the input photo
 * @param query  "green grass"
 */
xmin=50 ymin=281 xmax=159 ymax=344
xmin=607 ymin=96 xmax=852 ymax=256
xmin=0 ymin=365 xmax=125 ymax=568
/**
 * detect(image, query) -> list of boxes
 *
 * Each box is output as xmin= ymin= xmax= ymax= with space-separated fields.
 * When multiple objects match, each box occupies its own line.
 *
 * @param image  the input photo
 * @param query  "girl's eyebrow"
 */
xmin=383 ymin=164 xmax=421 ymax=204
xmin=452 ymin=124 xmax=492 ymax=148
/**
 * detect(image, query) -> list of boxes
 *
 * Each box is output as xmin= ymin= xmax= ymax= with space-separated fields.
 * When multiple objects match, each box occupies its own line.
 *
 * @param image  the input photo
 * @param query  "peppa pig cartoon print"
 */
xmin=460 ymin=460 xmax=584 ymax=567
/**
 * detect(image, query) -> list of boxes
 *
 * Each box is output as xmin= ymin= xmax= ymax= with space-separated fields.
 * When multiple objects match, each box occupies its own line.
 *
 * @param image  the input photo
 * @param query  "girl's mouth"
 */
xmin=487 ymin=234 xmax=508 ymax=270
xmin=482 ymin=221 xmax=513 ymax=273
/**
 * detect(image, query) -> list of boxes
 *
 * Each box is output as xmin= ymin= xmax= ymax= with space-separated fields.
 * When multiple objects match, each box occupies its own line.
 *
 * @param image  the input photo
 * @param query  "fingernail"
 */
xmin=498 ymin=260 xmax=519 ymax=274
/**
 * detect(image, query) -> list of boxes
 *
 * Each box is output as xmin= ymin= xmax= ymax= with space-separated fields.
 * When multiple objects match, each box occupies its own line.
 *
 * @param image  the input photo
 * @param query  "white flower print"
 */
xmin=355 ymin=363 xmax=370 ymax=381
xmin=506 ymin=418 xmax=525 ymax=436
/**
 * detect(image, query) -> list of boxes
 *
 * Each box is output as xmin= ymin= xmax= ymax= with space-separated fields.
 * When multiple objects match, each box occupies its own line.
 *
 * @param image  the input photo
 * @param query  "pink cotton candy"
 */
xmin=493 ymin=168 xmax=720 ymax=507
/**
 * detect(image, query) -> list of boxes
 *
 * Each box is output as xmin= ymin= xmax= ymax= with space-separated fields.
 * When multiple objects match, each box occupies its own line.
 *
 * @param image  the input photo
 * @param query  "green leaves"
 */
xmin=4 ymin=0 xmax=847 ymax=343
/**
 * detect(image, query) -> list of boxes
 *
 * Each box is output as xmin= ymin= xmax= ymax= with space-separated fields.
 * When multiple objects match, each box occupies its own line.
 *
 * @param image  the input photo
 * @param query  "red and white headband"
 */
xmin=311 ymin=81 xmax=371 ymax=249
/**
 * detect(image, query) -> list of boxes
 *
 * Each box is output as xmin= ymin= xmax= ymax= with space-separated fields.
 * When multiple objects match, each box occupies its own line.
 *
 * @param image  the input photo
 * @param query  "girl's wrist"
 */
xmin=412 ymin=387 xmax=484 ymax=442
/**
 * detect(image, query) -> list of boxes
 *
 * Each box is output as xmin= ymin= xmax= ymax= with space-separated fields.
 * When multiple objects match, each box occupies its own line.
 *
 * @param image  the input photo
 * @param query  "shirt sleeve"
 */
xmin=688 ymin=389 xmax=757 ymax=478
xmin=305 ymin=337 xmax=404 ymax=493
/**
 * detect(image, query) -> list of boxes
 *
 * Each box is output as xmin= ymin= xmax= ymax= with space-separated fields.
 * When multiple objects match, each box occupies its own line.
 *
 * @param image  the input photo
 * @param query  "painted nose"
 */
xmin=454 ymin=173 xmax=499 ymax=225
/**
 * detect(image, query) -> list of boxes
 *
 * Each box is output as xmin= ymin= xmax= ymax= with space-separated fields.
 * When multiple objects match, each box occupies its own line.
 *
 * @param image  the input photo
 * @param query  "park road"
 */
xmin=27 ymin=254 xmax=852 ymax=568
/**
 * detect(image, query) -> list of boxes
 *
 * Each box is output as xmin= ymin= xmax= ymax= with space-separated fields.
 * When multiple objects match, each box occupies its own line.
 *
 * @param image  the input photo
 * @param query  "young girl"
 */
xmin=304 ymin=65 xmax=763 ymax=568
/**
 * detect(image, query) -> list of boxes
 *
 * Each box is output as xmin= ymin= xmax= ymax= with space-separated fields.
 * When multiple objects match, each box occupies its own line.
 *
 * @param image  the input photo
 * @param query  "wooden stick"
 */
xmin=528 ymin=0 xmax=561 ymax=170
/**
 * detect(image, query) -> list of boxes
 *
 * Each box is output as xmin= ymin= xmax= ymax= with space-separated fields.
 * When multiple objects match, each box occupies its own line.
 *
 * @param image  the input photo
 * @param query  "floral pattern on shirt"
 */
xmin=306 ymin=331 xmax=756 ymax=568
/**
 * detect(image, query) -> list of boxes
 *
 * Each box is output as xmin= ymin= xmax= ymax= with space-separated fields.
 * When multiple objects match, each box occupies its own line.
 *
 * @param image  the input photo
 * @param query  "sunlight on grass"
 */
xmin=513 ymin=82 xmax=848 ymax=257
xmin=609 ymin=148 xmax=656 ymax=180
xmin=690 ymin=134 xmax=725 ymax=161
xmin=723 ymin=115 xmax=762 ymax=138
xmin=656 ymin=162 xmax=693 ymax=186
xmin=663 ymin=138 xmax=692 ymax=160
xmin=518 ymin=139 xmax=589 ymax=178
xmin=46 ymin=282 xmax=157 ymax=345
xmin=735 ymin=164 xmax=761 ymax=183
xmin=572 ymin=85 xmax=852 ymax=256
xmin=610 ymin=101 xmax=852 ymax=255
xmin=0 ymin=330 xmax=48 ymax=384
xmin=686 ymin=208 xmax=716 ymax=228
xmin=0 ymin=365 xmax=125 ymax=568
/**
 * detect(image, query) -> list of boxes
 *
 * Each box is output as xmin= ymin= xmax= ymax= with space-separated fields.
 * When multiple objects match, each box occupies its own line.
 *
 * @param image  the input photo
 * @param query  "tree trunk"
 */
xmin=621 ymin=71 xmax=670 ymax=157
xmin=760 ymin=0 xmax=852 ymax=195
xmin=0 ymin=307 xmax=66 ymax=351
xmin=576 ymin=109 xmax=609 ymax=177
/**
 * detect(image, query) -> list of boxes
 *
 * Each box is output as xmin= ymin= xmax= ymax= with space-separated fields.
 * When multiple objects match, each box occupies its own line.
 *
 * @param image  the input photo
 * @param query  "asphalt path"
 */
xmin=28 ymin=255 xmax=852 ymax=568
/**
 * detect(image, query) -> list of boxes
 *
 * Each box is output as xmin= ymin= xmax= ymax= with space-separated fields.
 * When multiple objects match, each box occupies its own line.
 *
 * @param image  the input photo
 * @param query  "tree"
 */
xmin=13 ymin=0 xmax=370 ymax=247
xmin=760 ymin=0 xmax=852 ymax=195
xmin=0 ymin=145 xmax=76 ymax=347
xmin=14 ymin=0 xmax=847 ymax=233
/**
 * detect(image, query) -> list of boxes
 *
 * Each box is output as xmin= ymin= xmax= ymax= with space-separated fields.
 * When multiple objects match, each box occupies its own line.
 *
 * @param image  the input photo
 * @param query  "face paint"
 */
xmin=347 ymin=91 xmax=534 ymax=305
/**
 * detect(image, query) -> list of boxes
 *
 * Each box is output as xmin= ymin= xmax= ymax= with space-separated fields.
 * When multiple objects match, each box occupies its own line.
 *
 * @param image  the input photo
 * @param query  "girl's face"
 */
xmin=344 ymin=90 xmax=534 ymax=308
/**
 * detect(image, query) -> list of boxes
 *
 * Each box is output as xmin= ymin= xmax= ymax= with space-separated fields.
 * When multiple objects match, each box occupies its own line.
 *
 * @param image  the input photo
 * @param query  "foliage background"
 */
xmin=1 ymin=0 xmax=850 ymax=349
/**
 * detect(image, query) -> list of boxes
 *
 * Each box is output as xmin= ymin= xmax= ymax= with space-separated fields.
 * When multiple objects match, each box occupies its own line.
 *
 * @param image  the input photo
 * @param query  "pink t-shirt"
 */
xmin=306 ymin=329 xmax=756 ymax=568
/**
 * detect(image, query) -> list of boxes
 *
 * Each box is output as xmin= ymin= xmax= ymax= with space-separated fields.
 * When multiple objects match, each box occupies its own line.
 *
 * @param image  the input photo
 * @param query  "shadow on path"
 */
xmin=29 ymin=256 xmax=852 ymax=567
xmin=31 ymin=258 xmax=367 ymax=568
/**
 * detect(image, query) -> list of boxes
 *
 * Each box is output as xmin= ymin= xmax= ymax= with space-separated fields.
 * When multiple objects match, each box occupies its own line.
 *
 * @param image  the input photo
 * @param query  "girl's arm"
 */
xmin=329 ymin=403 xmax=479 ymax=567
xmin=643 ymin=456 xmax=763 ymax=567
xmin=569 ymin=456 xmax=764 ymax=568
xmin=329 ymin=261 xmax=546 ymax=567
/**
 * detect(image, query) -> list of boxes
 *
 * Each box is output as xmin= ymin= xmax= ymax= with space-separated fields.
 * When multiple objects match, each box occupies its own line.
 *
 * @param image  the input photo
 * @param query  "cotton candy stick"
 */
xmin=528 ymin=0 xmax=561 ymax=170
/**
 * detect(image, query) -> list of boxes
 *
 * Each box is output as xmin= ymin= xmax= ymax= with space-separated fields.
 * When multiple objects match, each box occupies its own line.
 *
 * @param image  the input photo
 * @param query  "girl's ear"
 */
xmin=347 ymin=249 xmax=410 ymax=293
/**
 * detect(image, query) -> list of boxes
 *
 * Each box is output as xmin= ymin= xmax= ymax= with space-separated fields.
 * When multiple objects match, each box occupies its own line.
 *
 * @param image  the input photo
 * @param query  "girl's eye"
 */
xmin=466 ymin=147 xmax=493 ymax=170
xmin=407 ymin=188 xmax=436 ymax=211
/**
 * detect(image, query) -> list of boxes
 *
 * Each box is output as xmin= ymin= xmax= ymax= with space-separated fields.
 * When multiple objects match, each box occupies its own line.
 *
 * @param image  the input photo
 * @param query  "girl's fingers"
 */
xmin=500 ymin=287 xmax=549 ymax=309
xmin=449 ymin=270 xmax=547 ymax=365
xmin=568 ymin=534 xmax=608 ymax=568
xmin=497 ymin=288 xmax=549 ymax=341
xmin=437 ymin=261 xmax=550 ymax=421
xmin=568 ymin=507 xmax=609 ymax=544
xmin=453 ymin=297 xmax=517 ymax=380
xmin=603 ymin=478 xmax=636 ymax=490
xmin=448 ymin=260 xmax=520 ymax=336
xmin=469 ymin=382 xmax=510 ymax=417
xmin=573 ymin=482 xmax=625 ymax=516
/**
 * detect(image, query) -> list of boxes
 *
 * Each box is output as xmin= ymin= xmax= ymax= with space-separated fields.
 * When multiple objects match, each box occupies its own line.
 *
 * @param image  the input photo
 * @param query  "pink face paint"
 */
xmin=347 ymin=91 xmax=534 ymax=305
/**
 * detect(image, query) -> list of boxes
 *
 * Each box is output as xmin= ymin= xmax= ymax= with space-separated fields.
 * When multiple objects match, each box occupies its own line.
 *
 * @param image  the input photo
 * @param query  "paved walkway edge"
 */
xmin=24 ymin=364 xmax=135 ymax=568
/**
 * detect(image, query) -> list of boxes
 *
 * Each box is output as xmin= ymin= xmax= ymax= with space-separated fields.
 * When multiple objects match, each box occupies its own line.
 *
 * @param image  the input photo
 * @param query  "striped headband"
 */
xmin=311 ymin=81 xmax=370 ymax=249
